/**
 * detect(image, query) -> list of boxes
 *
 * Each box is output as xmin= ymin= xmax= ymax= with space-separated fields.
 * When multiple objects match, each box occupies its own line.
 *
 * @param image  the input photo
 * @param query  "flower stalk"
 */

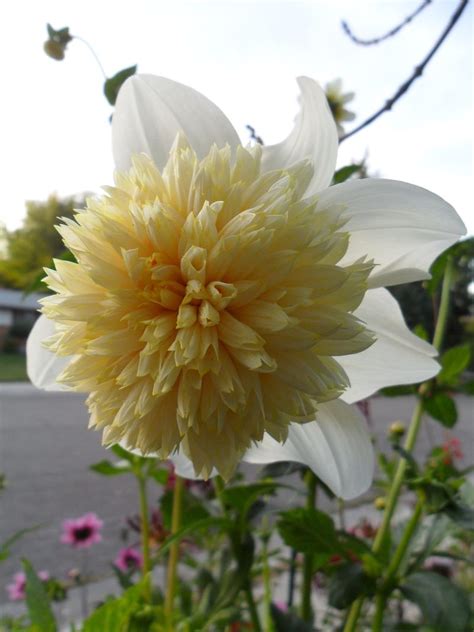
xmin=165 ymin=473 xmax=184 ymax=623
xmin=137 ymin=472 xmax=151 ymax=601
xmin=301 ymin=470 xmax=318 ymax=622
xmin=344 ymin=258 xmax=455 ymax=632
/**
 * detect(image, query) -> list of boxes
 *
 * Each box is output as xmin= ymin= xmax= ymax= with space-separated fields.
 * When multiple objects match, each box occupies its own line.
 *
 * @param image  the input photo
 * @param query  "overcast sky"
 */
xmin=0 ymin=0 xmax=472 ymax=234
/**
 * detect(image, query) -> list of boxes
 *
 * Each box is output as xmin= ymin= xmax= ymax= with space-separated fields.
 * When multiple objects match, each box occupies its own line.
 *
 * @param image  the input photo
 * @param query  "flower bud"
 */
xmin=374 ymin=496 xmax=387 ymax=511
xmin=389 ymin=421 xmax=406 ymax=438
xmin=44 ymin=40 xmax=66 ymax=61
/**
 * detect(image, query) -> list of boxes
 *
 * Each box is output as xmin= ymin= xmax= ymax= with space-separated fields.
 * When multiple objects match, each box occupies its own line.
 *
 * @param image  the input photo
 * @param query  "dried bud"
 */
xmin=44 ymin=40 xmax=66 ymax=61
xmin=374 ymin=496 xmax=387 ymax=511
xmin=389 ymin=421 xmax=406 ymax=438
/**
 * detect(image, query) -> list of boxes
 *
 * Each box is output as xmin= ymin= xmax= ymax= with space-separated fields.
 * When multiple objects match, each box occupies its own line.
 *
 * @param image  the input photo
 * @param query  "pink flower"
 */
xmin=6 ymin=570 xmax=49 ymax=601
xmin=61 ymin=512 xmax=103 ymax=549
xmin=114 ymin=547 xmax=143 ymax=572
xmin=442 ymin=436 xmax=464 ymax=465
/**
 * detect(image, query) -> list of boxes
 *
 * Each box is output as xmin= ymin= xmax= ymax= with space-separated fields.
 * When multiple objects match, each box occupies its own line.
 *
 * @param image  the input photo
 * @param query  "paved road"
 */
xmin=0 ymin=383 xmax=472 ymax=606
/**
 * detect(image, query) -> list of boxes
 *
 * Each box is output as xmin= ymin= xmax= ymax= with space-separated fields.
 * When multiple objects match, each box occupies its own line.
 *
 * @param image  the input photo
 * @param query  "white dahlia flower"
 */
xmin=27 ymin=75 xmax=465 ymax=499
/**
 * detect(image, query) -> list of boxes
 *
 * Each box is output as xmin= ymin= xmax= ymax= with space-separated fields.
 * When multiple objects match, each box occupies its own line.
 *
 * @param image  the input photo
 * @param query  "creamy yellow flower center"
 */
xmin=42 ymin=134 xmax=374 ymax=479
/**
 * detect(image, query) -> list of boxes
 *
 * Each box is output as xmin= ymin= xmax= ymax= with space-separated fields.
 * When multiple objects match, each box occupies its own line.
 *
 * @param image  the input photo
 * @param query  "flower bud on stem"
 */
xmin=343 ymin=258 xmax=454 ymax=632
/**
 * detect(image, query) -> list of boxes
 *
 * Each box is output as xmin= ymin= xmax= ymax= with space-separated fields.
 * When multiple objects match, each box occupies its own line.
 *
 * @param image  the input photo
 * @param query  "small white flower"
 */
xmin=325 ymin=78 xmax=356 ymax=137
xmin=27 ymin=75 xmax=465 ymax=499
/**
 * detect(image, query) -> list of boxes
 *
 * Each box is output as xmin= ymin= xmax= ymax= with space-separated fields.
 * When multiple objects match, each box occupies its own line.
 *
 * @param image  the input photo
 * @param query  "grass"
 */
xmin=0 ymin=352 xmax=28 ymax=381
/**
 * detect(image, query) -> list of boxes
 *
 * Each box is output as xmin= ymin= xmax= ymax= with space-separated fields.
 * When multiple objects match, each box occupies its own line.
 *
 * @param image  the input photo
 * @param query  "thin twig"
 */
xmin=342 ymin=0 xmax=432 ymax=46
xmin=339 ymin=0 xmax=470 ymax=144
xmin=246 ymin=124 xmax=264 ymax=145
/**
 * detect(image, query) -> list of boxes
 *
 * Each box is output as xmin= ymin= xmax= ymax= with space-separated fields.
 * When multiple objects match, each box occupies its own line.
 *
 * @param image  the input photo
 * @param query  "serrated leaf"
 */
xmin=104 ymin=65 xmax=137 ymax=106
xmin=438 ymin=345 xmax=471 ymax=384
xmin=328 ymin=562 xmax=375 ymax=609
xmin=22 ymin=559 xmax=57 ymax=632
xmin=277 ymin=508 xmax=340 ymax=555
xmin=424 ymin=393 xmax=458 ymax=427
xmin=400 ymin=571 xmax=471 ymax=632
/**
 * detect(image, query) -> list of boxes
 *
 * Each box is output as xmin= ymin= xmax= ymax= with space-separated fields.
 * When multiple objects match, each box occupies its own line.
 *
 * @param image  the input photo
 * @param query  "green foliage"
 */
xmin=278 ymin=507 xmax=339 ymax=554
xmin=400 ymin=571 xmax=471 ymax=632
xmin=22 ymin=559 xmax=57 ymax=632
xmin=424 ymin=393 xmax=458 ymax=427
xmin=270 ymin=604 xmax=313 ymax=631
xmin=0 ymin=526 xmax=41 ymax=563
xmin=437 ymin=344 xmax=471 ymax=385
xmin=332 ymin=163 xmax=365 ymax=184
xmin=81 ymin=581 xmax=156 ymax=632
xmin=104 ymin=66 xmax=137 ymax=106
xmin=328 ymin=563 xmax=376 ymax=609
xmin=0 ymin=195 xmax=84 ymax=290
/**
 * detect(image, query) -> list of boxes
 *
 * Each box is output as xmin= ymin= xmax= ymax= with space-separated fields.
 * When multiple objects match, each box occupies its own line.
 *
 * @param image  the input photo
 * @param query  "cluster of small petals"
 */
xmin=7 ymin=571 xmax=49 ymax=601
xmin=60 ymin=513 xmax=103 ymax=549
xmin=114 ymin=547 xmax=143 ymax=572
xmin=325 ymin=79 xmax=355 ymax=136
xmin=42 ymin=135 xmax=374 ymax=479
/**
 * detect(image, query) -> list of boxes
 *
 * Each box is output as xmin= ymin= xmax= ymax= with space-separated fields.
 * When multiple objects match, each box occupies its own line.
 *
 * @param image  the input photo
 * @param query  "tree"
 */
xmin=0 ymin=194 xmax=85 ymax=291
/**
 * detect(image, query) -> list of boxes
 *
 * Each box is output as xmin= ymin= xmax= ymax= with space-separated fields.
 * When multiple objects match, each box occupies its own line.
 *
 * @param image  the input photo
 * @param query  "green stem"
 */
xmin=215 ymin=477 xmax=263 ymax=632
xmin=164 ymin=474 xmax=184 ymax=623
xmin=245 ymin=583 xmax=263 ymax=632
xmin=432 ymin=257 xmax=454 ymax=351
xmin=371 ymin=594 xmax=385 ymax=632
xmin=72 ymin=35 xmax=108 ymax=79
xmin=372 ymin=498 xmax=422 ymax=632
xmin=137 ymin=473 xmax=151 ymax=601
xmin=343 ymin=258 xmax=454 ymax=632
xmin=383 ymin=496 xmax=423 ymax=585
xmin=301 ymin=471 xmax=318 ymax=622
xmin=262 ymin=528 xmax=274 ymax=632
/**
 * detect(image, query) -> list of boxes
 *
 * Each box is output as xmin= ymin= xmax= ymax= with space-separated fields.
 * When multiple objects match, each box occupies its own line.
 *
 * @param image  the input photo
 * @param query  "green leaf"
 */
xmin=460 ymin=380 xmax=474 ymax=395
xmin=104 ymin=66 xmax=137 ymax=106
xmin=277 ymin=508 xmax=340 ymax=555
xmin=380 ymin=385 xmax=415 ymax=397
xmin=0 ymin=525 xmax=41 ymax=562
xmin=148 ymin=467 xmax=169 ymax=485
xmin=444 ymin=501 xmax=474 ymax=530
xmin=160 ymin=488 xmax=210 ymax=531
xmin=90 ymin=459 xmax=132 ymax=476
xmin=259 ymin=461 xmax=305 ymax=478
xmin=270 ymin=603 xmax=313 ymax=631
xmin=424 ymin=393 xmax=458 ymax=427
xmin=400 ymin=571 xmax=471 ymax=632
xmin=437 ymin=344 xmax=471 ymax=384
xmin=332 ymin=164 xmax=362 ymax=184
xmin=22 ymin=559 xmax=57 ymax=632
xmin=81 ymin=581 xmax=158 ymax=631
xmin=221 ymin=481 xmax=281 ymax=515
xmin=328 ymin=563 xmax=375 ymax=609
xmin=154 ymin=517 xmax=230 ymax=560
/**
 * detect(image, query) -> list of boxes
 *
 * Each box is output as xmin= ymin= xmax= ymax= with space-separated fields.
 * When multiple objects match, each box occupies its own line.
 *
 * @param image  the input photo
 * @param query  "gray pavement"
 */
xmin=0 ymin=383 xmax=472 ymax=619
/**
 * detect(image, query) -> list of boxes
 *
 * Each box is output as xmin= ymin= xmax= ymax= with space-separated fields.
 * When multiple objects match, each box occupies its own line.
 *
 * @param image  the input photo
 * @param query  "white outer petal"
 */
xmin=26 ymin=315 xmax=72 ymax=391
xmin=261 ymin=77 xmax=338 ymax=194
xmin=243 ymin=400 xmax=374 ymax=500
xmin=340 ymin=288 xmax=438 ymax=403
xmin=112 ymin=75 xmax=241 ymax=171
xmin=316 ymin=179 xmax=466 ymax=287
